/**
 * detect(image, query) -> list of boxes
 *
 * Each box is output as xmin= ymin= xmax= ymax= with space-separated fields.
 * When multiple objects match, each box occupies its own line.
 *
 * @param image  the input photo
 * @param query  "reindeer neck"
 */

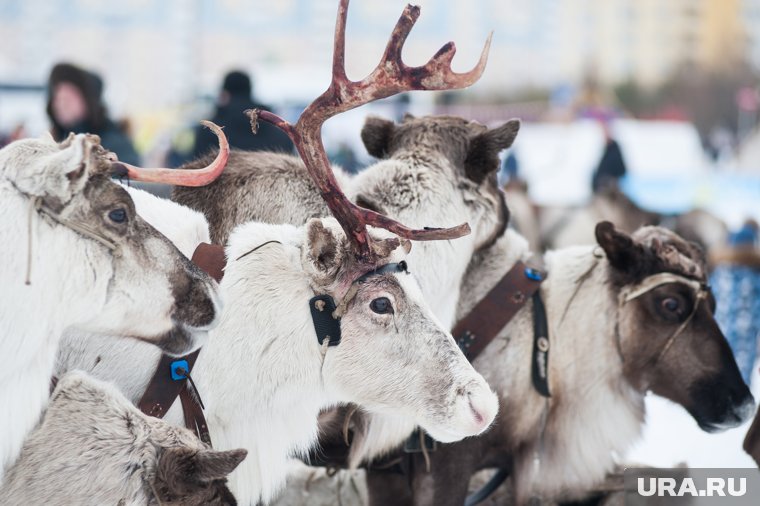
xmin=192 ymin=224 xmax=336 ymax=504
xmin=0 ymin=299 xmax=62 ymax=482
xmin=511 ymin=247 xmax=645 ymax=500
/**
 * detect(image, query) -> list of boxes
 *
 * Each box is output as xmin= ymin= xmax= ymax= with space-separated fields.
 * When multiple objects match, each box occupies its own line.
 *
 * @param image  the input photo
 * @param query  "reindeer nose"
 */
xmin=466 ymin=386 xmax=499 ymax=433
xmin=172 ymin=262 xmax=222 ymax=331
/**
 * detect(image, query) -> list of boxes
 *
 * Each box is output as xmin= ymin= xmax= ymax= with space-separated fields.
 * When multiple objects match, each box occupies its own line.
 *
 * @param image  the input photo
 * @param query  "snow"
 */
xmin=626 ymin=365 xmax=760 ymax=468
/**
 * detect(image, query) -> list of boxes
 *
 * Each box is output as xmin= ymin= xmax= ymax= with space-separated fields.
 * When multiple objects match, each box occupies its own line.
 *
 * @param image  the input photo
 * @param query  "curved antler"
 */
xmin=249 ymin=0 xmax=491 ymax=260
xmin=111 ymin=121 xmax=229 ymax=187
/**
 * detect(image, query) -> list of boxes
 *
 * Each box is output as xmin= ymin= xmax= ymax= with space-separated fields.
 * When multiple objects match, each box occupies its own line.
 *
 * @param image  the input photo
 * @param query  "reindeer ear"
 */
xmin=464 ymin=119 xmax=520 ymax=184
xmin=158 ymin=447 xmax=247 ymax=495
xmin=305 ymin=219 xmax=344 ymax=278
xmin=361 ymin=116 xmax=395 ymax=159
xmin=595 ymin=221 xmax=642 ymax=272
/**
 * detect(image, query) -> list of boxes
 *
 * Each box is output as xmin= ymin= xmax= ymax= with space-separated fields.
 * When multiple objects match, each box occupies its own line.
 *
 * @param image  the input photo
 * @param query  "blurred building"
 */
xmin=0 ymin=0 xmax=756 ymax=115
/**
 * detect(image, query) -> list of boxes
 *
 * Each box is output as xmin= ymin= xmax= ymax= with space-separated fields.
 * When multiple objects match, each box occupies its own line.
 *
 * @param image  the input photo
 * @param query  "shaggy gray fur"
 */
xmin=1 ymin=372 xmax=245 ymax=505
xmin=173 ymin=151 xmax=330 ymax=244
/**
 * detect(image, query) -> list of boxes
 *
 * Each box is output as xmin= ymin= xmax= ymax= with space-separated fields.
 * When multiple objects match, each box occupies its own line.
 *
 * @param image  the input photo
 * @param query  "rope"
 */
xmin=36 ymin=204 xmax=118 ymax=252
xmin=619 ymin=271 xmax=708 ymax=365
xmin=235 ymin=240 xmax=282 ymax=261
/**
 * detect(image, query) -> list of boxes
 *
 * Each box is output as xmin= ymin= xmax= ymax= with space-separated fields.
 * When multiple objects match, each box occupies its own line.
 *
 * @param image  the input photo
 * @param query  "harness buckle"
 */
xmin=170 ymin=359 xmax=190 ymax=381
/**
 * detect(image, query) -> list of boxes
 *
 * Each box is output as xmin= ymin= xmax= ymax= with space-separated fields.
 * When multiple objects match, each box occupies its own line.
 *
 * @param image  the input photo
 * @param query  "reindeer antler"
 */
xmin=111 ymin=121 xmax=229 ymax=187
xmin=248 ymin=0 xmax=491 ymax=260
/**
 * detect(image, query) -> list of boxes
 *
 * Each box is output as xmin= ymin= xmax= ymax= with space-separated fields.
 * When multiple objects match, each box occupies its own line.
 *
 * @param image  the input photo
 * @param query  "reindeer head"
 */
xmin=153 ymin=447 xmax=247 ymax=505
xmin=237 ymin=0 xmax=499 ymax=442
xmin=0 ymin=125 xmax=228 ymax=355
xmin=296 ymin=218 xmax=499 ymax=441
xmin=358 ymin=114 xmax=519 ymax=252
xmin=596 ymin=222 xmax=755 ymax=432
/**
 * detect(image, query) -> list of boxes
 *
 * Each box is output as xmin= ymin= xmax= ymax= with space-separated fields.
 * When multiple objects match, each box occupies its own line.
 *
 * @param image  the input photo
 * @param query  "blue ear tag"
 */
xmin=524 ymin=267 xmax=544 ymax=282
xmin=171 ymin=359 xmax=189 ymax=381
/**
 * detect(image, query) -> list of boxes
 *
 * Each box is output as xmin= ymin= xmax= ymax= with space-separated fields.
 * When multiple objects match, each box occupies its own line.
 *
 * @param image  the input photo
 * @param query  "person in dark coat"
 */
xmin=191 ymin=70 xmax=292 ymax=159
xmin=46 ymin=63 xmax=140 ymax=165
xmin=591 ymin=122 xmax=627 ymax=193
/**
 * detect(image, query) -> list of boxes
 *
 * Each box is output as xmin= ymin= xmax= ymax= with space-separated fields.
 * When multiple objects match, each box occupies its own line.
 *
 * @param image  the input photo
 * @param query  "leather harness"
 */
xmin=137 ymin=242 xmax=226 ymax=446
xmin=392 ymin=260 xmax=547 ymax=464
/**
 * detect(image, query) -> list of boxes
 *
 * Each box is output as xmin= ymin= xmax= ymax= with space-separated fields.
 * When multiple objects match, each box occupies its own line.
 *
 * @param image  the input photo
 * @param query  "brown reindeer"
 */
xmin=316 ymin=222 xmax=753 ymax=506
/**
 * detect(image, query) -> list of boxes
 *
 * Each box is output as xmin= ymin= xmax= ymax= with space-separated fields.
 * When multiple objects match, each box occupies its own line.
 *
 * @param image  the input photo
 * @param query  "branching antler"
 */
xmin=248 ymin=0 xmax=492 ymax=260
xmin=111 ymin=121 xmax=229 ymax=187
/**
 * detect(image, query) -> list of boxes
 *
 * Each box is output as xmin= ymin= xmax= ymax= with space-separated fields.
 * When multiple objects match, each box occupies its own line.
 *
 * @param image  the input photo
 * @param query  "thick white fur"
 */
xmin=124 ymin=185 xmax=211 ymax=257
xmin=56 ymin=186 xmax=212 ymax=407
xmin=345 ymin=152 xmax=503 ymax=462
xmin=0 ymin=137 xmax=214 ymax=482
xmin=58 ymin=207 xmax=497 ymax=505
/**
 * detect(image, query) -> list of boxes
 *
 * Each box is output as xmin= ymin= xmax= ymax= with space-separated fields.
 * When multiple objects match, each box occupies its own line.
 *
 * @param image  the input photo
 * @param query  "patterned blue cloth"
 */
xmin=711 ymin=265 xmax=760 ymax=383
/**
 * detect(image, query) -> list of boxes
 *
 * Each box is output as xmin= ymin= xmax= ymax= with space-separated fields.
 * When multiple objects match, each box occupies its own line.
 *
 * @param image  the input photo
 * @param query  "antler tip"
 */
xmin=244 ymin=109 xmax=261 ymax=134
xmin=405 ymin=4 xmax=421 ymax=19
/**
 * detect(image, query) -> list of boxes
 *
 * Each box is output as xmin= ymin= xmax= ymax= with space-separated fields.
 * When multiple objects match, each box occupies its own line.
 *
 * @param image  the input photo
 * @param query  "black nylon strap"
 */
xmin=531 ymin=291 xmax=551 ymax=397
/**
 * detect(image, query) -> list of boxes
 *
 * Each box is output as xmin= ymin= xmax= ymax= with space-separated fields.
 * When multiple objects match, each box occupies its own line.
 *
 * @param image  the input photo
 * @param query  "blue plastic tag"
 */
xmin=524 ymin=267 xmax=544 ymax=282
xmin=170 ymin=359 xmax=189 ymax=381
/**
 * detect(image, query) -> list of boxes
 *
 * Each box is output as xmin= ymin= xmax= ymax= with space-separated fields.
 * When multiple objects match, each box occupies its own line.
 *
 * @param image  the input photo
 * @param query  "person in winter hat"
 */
xmin=191 ymin=70 xmax=292 ymax=159
xmin=46 ymin=62 xmax=140 ymax=165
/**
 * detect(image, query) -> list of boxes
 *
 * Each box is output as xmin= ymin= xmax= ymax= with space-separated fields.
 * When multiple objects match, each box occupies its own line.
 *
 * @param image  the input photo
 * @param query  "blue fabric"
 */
xmin=729 ymin=225 xmax=758 ymax=247
xmin=710 ymin=265 xmax=760 ymax=383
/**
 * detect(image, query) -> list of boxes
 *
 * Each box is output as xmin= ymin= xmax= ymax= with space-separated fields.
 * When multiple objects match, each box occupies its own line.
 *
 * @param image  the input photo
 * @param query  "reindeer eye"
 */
xmin=370 ymin=297 xmax=393 ymax=315
xmin=107 ymin=208 xmax=128 ymax=224
xmin=661 ymin=297 xmax=680 ymax=313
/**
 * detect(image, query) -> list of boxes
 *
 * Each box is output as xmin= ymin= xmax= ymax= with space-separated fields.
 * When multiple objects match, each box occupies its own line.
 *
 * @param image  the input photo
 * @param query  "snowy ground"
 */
xmin=626 ymin=364 xmax=760 ymax=468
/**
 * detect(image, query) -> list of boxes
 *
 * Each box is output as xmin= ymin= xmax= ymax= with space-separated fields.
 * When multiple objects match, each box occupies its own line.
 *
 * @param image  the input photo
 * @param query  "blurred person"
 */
xmin=191 ymin=70 xmax=292 ymax=159
xmin=710 ymin=220 xmax=760 ymax=384
xmin=591 ymin=121 xmax=627 ymax=193
xmin=46 ymin=63 xmax=140 ymax=165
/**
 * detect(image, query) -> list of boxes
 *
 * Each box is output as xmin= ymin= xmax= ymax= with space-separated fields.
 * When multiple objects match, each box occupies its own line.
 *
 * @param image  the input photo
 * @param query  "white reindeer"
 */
xmin=0 ymin=127 xmax=227 ymax=481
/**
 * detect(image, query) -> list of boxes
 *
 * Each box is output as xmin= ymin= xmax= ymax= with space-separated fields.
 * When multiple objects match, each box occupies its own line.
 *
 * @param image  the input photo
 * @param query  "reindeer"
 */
xmin=1 ymin=371 xmax=246 ymax=505
xmin=536 ymin=186 xmax=727 ymax=253
xmin=56 ymin=1 xmax=506 ymax=504
xmin=357 ymin=222 xmax=754 ymax=506
xmin=0 ymin=124 xmax=227 ymax=481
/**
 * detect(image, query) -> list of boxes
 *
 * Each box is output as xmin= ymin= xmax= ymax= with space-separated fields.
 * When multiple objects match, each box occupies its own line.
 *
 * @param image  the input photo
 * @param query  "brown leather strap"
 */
xmin=744 ymin=407 xmax=760 ymax=467
xmin=180 ymin=381 xmax=213 ymax=446
xmin=137 ymin=349 xmax=201 ymax=418
xmin=137 ymin=242 xmax=226 ymax=445
xmin=191 ymin=242 xmax=227 ymax=283
xmin=451 ymin=260 xmax=544 ymax=362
